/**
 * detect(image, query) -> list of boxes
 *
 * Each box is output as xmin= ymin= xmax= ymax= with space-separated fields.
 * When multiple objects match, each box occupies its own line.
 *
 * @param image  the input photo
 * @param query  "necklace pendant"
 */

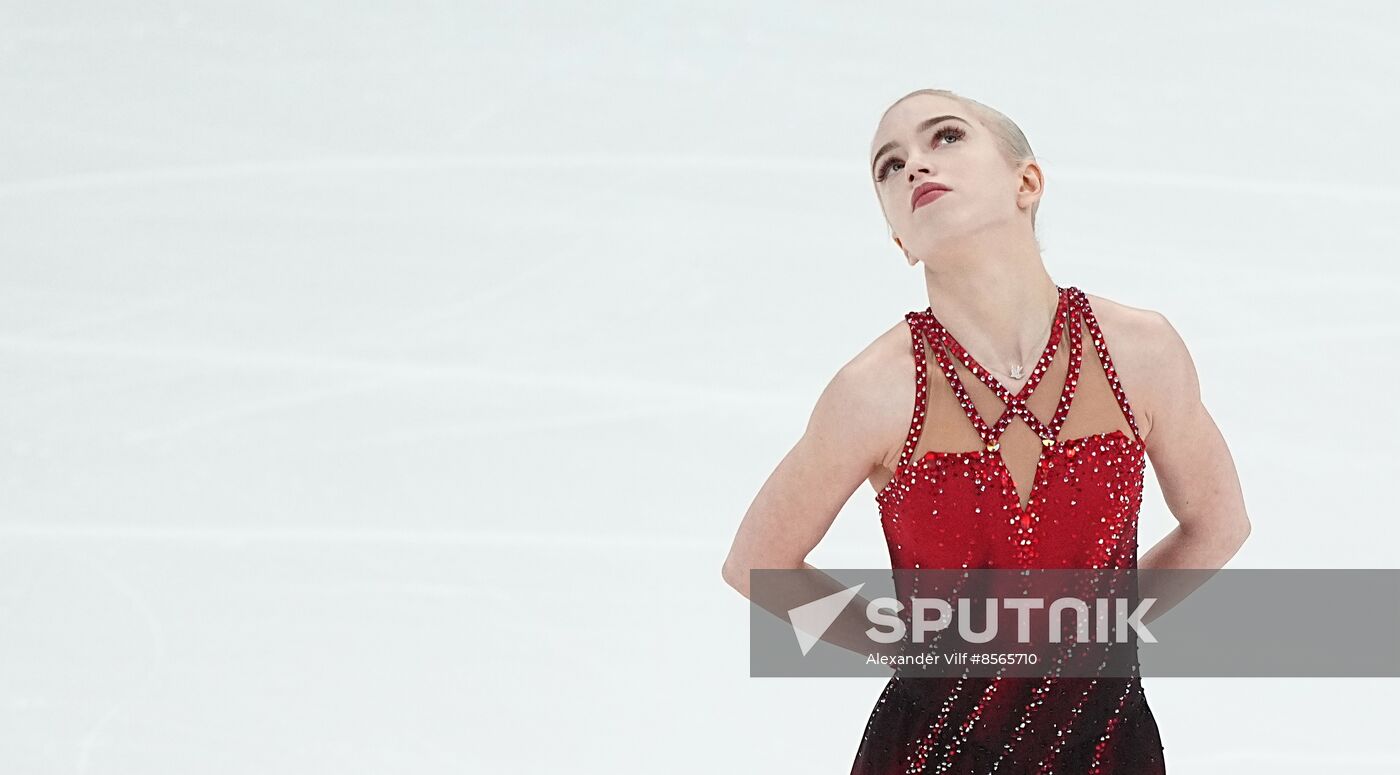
xmin=1009 ymin=364 xmax=1024 ymax=380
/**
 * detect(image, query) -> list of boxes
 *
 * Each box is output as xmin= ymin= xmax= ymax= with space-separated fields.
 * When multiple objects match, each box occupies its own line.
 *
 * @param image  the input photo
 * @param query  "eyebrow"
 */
xmin=871 ymin=115 xmax=968 ymax=177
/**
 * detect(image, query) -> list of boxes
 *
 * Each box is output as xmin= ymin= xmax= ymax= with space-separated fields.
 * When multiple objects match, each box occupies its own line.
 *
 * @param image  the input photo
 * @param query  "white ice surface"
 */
xmin=2 ymin=2 xmax=1398 ymax=773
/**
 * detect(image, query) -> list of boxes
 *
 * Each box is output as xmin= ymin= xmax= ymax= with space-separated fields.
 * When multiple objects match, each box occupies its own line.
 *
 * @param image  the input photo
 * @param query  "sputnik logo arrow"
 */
xmin=788 ymin=583 xmax=865 ymax=656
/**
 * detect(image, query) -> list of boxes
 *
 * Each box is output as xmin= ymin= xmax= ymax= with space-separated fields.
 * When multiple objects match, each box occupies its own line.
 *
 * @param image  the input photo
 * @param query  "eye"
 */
xmin=875 ymin=125 xmax=966 ymax=182
xmin=876 ymin=158 xmax=904 ymax=181
xmin=933 ymin=125 xmax=966 ymax=146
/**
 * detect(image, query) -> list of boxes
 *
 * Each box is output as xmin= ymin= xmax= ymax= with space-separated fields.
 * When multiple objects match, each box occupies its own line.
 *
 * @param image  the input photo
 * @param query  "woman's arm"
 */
xmin=1132 ymin=311 xmax=1253 ymax=571
xmin=721 ymin=340 xmax=906 ymax=662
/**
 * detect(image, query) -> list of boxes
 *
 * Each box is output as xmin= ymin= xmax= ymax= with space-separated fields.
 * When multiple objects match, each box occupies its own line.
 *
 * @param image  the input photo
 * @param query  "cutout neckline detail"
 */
xmin=914 ymin=285 xmax=1082 ymax=450
xmin=923 ymin=286 xmax=1070 ymax=402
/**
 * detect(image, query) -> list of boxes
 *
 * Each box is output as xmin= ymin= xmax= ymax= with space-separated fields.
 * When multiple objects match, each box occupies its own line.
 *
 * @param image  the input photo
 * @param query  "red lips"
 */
xmin=911 ymin=181 xmax=951 ymax=211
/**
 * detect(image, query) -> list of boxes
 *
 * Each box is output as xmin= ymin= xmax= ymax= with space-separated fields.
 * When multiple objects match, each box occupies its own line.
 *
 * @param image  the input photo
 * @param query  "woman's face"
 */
xmin=869 ymin=94 xmax=1036 ymax=264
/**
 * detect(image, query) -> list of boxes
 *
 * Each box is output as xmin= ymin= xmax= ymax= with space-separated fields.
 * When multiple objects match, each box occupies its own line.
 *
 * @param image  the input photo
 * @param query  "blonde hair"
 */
xmin=881 ymin=88 xmax=1040 ymax=229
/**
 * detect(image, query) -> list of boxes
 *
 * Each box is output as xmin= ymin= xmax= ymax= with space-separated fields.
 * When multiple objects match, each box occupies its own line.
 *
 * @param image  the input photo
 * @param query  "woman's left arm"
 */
xmin=1128 ymin=310 xmax=1252 ymax=570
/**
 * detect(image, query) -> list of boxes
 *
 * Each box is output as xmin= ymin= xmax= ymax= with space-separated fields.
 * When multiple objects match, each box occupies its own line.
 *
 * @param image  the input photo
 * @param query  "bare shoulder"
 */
xmin=1082 ymin=291 xmax=1200 ymax=440
xmin=807 ymin=315 xmax=920 ymax=473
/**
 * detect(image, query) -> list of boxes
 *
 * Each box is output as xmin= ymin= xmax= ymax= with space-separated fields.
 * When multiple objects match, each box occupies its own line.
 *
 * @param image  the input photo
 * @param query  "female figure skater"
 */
xmin=721 ymin=89 xmax=1251 ymax=773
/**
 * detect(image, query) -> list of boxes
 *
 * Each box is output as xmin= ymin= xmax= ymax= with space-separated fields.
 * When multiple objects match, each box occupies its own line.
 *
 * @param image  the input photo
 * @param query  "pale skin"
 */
xmin=721 ymin=93 xmax=1251 ymax=600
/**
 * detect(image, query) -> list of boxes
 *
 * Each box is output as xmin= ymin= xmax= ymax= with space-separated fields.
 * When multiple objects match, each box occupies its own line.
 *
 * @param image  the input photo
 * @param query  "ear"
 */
xmin=894 ymin=236 xmax=916 ymax=267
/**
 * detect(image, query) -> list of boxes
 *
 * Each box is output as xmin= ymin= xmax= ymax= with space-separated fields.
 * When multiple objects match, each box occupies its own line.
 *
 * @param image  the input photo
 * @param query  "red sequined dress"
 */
xmin=850 ymin=285 xmax=1166 ymax=774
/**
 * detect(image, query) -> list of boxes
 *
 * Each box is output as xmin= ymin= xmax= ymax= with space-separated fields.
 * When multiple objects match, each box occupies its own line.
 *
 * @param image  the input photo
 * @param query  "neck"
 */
xmin=920 ymin=233 xmax=1059 ymax=370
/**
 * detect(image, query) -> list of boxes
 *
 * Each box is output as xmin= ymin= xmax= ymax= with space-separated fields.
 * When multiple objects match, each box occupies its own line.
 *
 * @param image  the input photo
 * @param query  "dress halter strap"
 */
xmin=894 ymin=310 xmax=933 ymax=470
xmin=1067 ymin=287 xmax=1145 ymax=445
xmin=920 ymin=286 xmax=1085 ymax=451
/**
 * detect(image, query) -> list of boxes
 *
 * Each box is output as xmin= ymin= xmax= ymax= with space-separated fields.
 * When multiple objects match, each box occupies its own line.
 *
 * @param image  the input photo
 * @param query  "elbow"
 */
xmin=1233 ymin=517 xmax=1252 ymax=547
xmin=1227 ymin=509 xmax=1252 ymax=543
xmin=721 ymin=558 xmax=750 ymax=597
xmin=1217 ymin=517 xmax=1251 ymax=564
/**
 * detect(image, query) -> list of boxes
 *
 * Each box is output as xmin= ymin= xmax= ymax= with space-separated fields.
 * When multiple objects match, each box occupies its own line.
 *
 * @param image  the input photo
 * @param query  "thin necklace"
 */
xmin=984 ymin=295 xmax=1060 ymax=383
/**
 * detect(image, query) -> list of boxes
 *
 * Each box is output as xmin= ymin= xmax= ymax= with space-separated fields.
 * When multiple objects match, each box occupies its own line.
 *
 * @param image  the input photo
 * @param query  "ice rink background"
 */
xmin=3 ymin=2 xmax=1399 ymax=773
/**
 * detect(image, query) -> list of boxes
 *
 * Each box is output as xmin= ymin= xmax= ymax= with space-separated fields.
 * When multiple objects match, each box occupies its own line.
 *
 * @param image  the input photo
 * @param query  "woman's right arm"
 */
xmin=719 ymin=330 xmax=912 ymax=663
xmin=720 ymin=343 xmax=902 ymax=598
